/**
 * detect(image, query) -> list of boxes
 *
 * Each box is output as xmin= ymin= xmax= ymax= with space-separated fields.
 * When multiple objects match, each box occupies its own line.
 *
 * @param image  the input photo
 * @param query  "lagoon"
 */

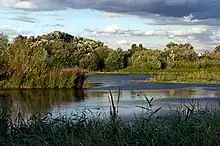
xmin=1 ymin=74 xmax=220 ymax=119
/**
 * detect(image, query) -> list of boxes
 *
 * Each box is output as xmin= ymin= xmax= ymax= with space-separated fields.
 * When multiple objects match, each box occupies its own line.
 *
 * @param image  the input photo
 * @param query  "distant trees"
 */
xmin=1 ymin=31 xmax=220 ymax=74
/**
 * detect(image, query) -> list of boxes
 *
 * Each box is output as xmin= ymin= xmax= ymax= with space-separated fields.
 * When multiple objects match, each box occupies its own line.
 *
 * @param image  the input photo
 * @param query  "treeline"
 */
xmin=0 ymin=31 xmax=220 ymax=76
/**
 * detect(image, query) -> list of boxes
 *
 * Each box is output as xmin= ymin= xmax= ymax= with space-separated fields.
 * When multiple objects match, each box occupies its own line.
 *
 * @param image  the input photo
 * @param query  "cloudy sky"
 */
xmin=0 ymin=0 xmax=220 ymax=52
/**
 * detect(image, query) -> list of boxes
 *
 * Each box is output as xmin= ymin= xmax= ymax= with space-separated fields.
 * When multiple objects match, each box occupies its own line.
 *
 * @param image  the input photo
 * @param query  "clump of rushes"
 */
xmin=0 ymin=92 xmax=220 ymax=145
xmin=0 ymin=68 xmax=88 ymax=89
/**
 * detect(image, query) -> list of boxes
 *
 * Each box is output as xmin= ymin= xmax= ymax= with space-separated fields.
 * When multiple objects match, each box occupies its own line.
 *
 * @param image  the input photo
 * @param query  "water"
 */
xmin=1 ymin=74 xmax=220 ymax=119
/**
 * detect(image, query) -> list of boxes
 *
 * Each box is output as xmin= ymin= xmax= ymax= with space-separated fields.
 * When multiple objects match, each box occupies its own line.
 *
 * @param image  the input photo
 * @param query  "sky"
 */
xmin=0 ymin=0 xmax=220 ymax=52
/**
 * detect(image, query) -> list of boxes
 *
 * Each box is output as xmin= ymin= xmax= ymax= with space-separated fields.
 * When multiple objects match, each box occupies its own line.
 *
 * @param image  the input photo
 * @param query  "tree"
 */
xmin=215 ymin=45 xmax=220 ymax=53
xmin=0 ymin=34 xmax=9 ymax=59
xmin=166 ymin=42 xmax=178 ymax=49
xmin=128 ymin=44 xmax=146 ymax=55
xmin=131 ymin=44 xmax=137 ymax=50
xmin=79 ymin=52 xmax=101 ymax=71
xmin=0 ymin=34 xmax=9 ymax=77
xmin=95 ymin=47 xmax=111 ymax=70
xmin=164 ymin=42 xmax=198 ymax=62
xmin=104 ymin=49 xmax=125 ymax=71
xmin=138 ymin=44 xmax=143 ymax=48
xmin=130 ymin=50 xmax=161 ymax=70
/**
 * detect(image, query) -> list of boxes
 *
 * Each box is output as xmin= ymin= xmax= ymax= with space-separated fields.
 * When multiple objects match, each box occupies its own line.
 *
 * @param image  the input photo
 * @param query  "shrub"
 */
xmin=104 ymin=49 xmax=125 ymax=71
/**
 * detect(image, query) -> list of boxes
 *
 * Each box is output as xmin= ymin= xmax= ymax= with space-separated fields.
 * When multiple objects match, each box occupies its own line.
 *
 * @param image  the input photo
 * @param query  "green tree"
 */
xmin=79 ymin=52 xmax=101 ymax=71
xmin=165 ymin=42 xmax=198 ymax=62
xmin=0 ymin=34 xmax=8 ymax=53
xmin=0 ymin=34 xmax=9 ymax=62
xmin=215 ymin=45 xmax=220 ymax=53
xmin=128 ymin=44 xmax=146 ymax=55
xmin=130 ymin=50 xmax=161 ymax=70
xmin=104 ymin=49 xmax=125 ymax=71
xmin=131 ymin=44 xmax=137 ymax=50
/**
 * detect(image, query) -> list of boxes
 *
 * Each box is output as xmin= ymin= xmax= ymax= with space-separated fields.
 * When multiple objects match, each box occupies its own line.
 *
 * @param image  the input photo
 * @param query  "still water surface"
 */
xmin=1 ymin=74 xmax=220 ymax=119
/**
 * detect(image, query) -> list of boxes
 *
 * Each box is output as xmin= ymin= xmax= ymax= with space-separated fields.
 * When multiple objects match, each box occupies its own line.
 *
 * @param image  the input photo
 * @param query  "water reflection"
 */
xmin=0 ymin=86 xmax=220 ymax=119
xmin=130 ymin=88 xmax=220 ymax=99
xmin=0 ymin=89 xmax=87 ymax=118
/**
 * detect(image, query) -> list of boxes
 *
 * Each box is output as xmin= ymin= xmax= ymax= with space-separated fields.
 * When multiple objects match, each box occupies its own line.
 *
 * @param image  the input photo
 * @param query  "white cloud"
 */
xmin=0 ymin=25 xmax=29 ymax=40
xmin=210 ymin=30 xmax=220 ymax=44
xmin=183 ymin=14 xmax=200 ymax=22
xmin=86 ymin=24 xmax=208 ymax=37
xmin=8 ymin=15 xmax=37 ymax=23
xmin=116 ymin=40 xmax=130 ymax=45
xmin=86 ymin=24 xmax=132 ymax=37
xmin=0 ymin=0 xmax=38 ymax=9
xmin=0 ymin=0 xmax=14 ymax=8
xmin=211 ymin=31 xmax=220 ymax=40
xmin=104 ymin=24 xmax=121 ymax=33
xmin=14 ymin=1 xmax=38 ymax=9
xmin=169 ymin=28 xmax=207 ymax=36
xmin=187 ymin=36 xmax=196 ymax=40
xmin=45 ymin=24 xmax=65 ymax=27
xmin=103 ymin=12 xmax=126 ymax=18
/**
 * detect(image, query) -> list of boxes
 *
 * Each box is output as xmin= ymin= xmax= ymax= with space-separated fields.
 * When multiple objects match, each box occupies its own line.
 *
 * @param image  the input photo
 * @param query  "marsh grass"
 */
xmin=148 ymin=70 xmax=220 ymax=84
xmin=0 ymin=92 xmax=220 ymax=145
xmin=0 ymin=68 xmax=88 ymax=89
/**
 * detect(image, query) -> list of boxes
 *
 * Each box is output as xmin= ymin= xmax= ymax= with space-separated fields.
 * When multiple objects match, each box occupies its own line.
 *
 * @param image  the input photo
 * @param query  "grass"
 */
xmin=90 ymin=69 xmax=220 ymax=84
xmin=0 ymin=91 xmax=220 ymax=145
xmin=0 ymin=68 xmax=88 ymax=89
xmin=148 ymin=70 xmax=220 ymax=84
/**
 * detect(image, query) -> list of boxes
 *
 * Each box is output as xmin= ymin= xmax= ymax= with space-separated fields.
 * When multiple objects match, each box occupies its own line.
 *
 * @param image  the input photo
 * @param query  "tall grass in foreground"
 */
xmin=0 ymin=92 xmax=220 ymax=145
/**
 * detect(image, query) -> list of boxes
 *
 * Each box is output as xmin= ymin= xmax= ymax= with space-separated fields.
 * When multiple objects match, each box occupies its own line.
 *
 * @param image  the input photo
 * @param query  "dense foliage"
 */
xmin=2 ymin=31 xmax=220 ymax=73
xmin=0 ymin=32 xmax=88 ymax=88
xmin=0 ymin=30 xmax=220 ymax=86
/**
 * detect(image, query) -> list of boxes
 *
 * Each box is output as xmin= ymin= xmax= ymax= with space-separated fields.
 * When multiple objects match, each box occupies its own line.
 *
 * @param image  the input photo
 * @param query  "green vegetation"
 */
xmin=148 ymin=71 xmax=220 ymax=84
xmin=1 ymin=31 xmax=220 ymax=86
xmin=0 ymin=92 xmax=220 ymax=146
xmin=0 ymin=32 xmax=88 ymax=88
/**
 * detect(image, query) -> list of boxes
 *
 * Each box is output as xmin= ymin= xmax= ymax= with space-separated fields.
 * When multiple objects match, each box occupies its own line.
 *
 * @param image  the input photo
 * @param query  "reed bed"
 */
xmin=0 ymin=91 xmax=220 ymax=146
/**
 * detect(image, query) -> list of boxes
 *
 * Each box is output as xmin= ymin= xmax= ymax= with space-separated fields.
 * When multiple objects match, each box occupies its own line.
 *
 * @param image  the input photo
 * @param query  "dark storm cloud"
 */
xmin=2 ymin=0 xmax=220 ymax=19
xmin=145 ymin=14 xmax=220 ymax=26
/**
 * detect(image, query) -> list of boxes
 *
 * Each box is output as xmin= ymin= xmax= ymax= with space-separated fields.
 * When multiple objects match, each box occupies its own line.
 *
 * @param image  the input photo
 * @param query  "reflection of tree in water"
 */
xmin=0 ymin=89 xmax=86 ymax=118
xmin=130 ymin=88 xmax=196 ymax=98
xmin=165 ymin=88 xmax=196 ymax=98
xmin=214 ymin=92 xmax=220 ymax=97
xmin=85 ymin=91 xmax=108 ymax=99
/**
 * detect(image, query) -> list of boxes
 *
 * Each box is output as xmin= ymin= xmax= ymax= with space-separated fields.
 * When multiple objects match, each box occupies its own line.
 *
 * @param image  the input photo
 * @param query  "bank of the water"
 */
xmin=89 ymin=71 xmax=220 ymax=85
xmin=148 ymin=71 xmax=220 ymax=85
xmin=148 ymin=80 xmax=220 ymax=85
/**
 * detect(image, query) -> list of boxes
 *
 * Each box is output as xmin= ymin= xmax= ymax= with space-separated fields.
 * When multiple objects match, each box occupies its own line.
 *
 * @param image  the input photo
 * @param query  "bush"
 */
xmin=79 ymin=52 xmax=101 ymax=71
xmin=0 ymin=34 xmax=88 ymax=88
xmin=104 ymin=49 xmax=125 ymax=71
